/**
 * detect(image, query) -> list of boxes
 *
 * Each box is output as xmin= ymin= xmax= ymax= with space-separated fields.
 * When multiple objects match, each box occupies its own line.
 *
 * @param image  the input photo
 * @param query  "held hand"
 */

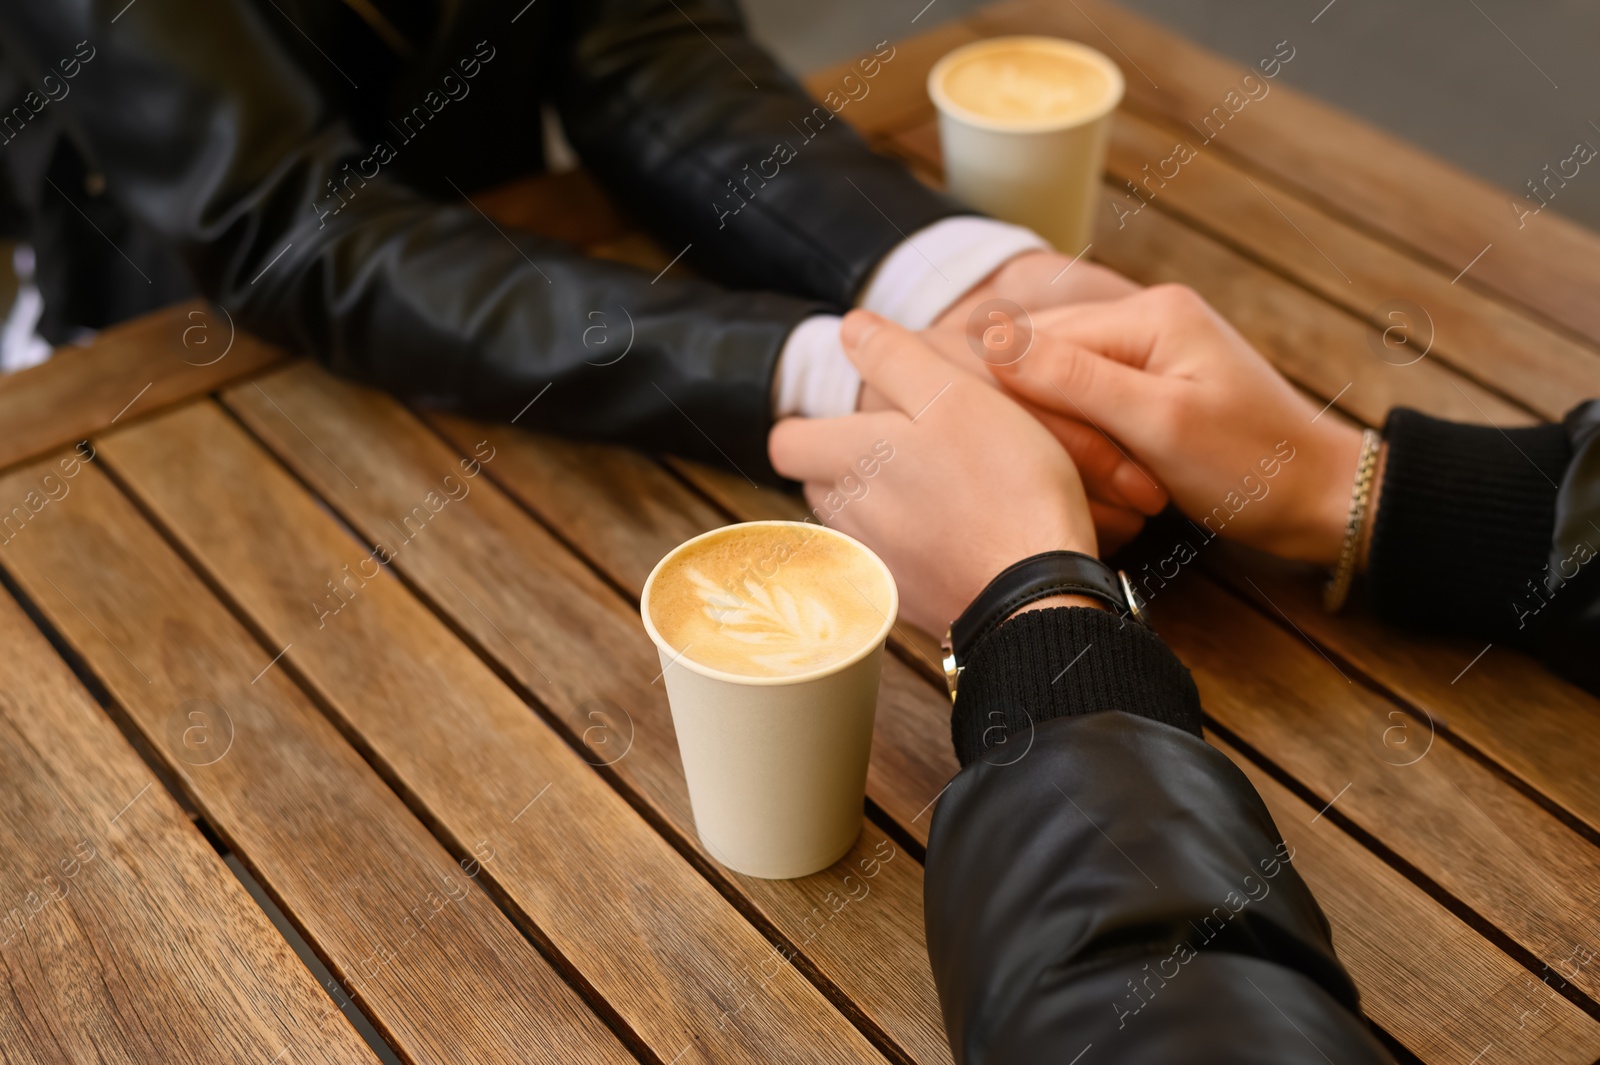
xmin=860 ymin=252 xmax=1159 ymax=547
xmin=933 ymin=249 xmax=1143 ymax=331
xmin=993 ymin=284 xmax=1364 ymax=565
xmin=771 ymin=310 xmax=1097 ymax=633
xmin=910 ymin=324 xmax=1168 ymax=549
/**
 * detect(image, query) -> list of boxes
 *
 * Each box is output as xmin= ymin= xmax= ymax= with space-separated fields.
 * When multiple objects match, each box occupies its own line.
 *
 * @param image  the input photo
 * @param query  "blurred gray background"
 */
xmin=739 ymin=0 xmax=1600 ymax=232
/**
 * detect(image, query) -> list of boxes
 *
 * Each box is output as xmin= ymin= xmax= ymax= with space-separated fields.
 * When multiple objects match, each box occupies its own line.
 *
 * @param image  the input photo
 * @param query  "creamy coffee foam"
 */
xmin=939 ymin=41 xmax=1114 ymax=126
xmin=647 ymin=525 xmax=893 ymax=679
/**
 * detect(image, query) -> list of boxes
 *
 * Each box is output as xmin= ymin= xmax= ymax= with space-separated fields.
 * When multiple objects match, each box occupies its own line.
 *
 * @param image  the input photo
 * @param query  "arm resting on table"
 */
xmin=926 ymin=608 xmax=1392 ymax=1064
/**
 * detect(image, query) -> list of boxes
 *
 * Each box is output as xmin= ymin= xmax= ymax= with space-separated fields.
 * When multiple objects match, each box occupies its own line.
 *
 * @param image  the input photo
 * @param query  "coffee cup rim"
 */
xmin=927 ymin=35 xmax=1126 ymax=134
xmin=639 ymin=520 xmax=900 ymax=686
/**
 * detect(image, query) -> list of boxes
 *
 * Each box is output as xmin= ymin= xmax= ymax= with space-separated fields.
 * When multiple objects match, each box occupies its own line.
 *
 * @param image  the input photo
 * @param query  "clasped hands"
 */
xmin=769 ymin=253 xmax=1367 ymax=633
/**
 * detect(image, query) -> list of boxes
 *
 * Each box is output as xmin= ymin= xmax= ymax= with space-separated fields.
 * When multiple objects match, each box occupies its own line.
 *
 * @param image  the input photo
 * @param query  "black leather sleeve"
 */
xmin=927 ymin=610 xmax=1391 ymax=1064
xmin=1367 ymin=400 xmax=1600 ymax=696
xmin=0 ymin=0 xmax=956 ymax=478
xmin=551 ymin=0 xmax=962 ymax=307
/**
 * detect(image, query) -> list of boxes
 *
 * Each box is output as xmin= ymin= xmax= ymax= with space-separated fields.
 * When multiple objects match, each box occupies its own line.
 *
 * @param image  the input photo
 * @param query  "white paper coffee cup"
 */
xmin=640 ymin=521 xmax=898 ymax=879
xmin=929 ymin=36 xmax=1124 ymax=254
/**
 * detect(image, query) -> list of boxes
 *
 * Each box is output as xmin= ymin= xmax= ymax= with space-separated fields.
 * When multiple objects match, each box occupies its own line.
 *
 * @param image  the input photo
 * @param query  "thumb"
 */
xmin=840 ymin=309 xmax=959 ymax=420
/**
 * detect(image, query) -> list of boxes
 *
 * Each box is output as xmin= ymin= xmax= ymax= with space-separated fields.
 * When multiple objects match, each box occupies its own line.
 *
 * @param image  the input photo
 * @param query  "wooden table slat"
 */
xmin=0 ymin=584 xmax=378 ymax=1064
xmin=212 ymin=363 xmax=953 ymax=1064
xmin=1214 ymin=733 xmax=1600 ymax=1064
xmin=1158 ymin=574 xmax=1600 ymax=1005
xmin=0 ymin=456 xmax=638 ymax=1065
xmin=95 ymin=399 xmax=888 ymax=1065
xmin=966 ymin=0 xmax=1600 ymax=348
xmin=800 ymin=21 xmax=984 ymax=147
xmin=1217 ymin=545 xmax=1600 ymax=839
xmin=0 ymin=302 xmax=283 ymax=476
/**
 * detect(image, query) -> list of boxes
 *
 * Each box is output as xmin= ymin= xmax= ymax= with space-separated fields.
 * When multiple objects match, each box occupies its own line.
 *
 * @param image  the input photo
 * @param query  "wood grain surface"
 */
xmin=1157 ymin=573 xmax=1600 ymax=1004
xmin=219 ymin=363 xmax=953 ymax=1065
xmin=1215 ymin=734 xmax=1600 ymax=1065
xmin=1217 ymin=543 xmax=1600 ymax=839
xmin=0 ymin=579 xmax=378 ymax=1064
xmin=0 ymin=455 xmax=637 ymax=1065
xmin=95 ymin=399 xmax=888 ymax=1065
xmin=0 ymin=301 xmax=283 ymax=475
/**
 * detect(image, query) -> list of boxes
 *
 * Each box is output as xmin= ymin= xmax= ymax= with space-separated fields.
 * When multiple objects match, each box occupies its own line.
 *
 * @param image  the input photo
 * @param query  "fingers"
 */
xmin=1027 ymin=285 xmax=1196 ymax=369
xmin=768 ymin=411 xmax=905 ymax=484
xmin=996 ymin=334 xmax=1166 ymax=446
xmin=1090 ymin=500 xmax=1145 ymax=555
xmin=841 ymin=310 xmax=963 ymax=420
xmin=1031 ymin=404 xmax=1167 ymax=515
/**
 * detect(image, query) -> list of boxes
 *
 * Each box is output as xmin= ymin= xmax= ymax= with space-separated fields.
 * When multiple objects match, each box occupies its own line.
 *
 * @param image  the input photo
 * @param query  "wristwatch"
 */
xmin=940 ymin=550 xmax=1148 ymax=704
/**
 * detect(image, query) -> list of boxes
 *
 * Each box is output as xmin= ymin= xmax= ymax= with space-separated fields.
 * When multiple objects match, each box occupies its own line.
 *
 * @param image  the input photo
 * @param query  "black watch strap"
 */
xmin=941 ymin=550 xmax=1147 ymax=703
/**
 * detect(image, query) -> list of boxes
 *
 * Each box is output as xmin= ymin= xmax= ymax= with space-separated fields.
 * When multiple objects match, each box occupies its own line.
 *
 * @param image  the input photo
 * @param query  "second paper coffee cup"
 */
xmin=640 ymin=520 xmax=898 ymax=879
xmin=929 ymin=35 xmax=1125 ymax=254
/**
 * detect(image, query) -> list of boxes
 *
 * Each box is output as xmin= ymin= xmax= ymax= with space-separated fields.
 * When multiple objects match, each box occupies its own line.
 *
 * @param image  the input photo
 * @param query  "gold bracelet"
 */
xmin=1324 ymin=428 xmax=1382 ymax=613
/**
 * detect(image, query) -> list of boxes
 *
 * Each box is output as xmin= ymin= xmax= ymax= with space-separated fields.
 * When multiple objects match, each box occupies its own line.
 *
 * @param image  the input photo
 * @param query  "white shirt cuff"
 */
xmin=773 ymin=314 xmax=858 ymax=419
xmin=856 ymin=216 xmax=1050 ymax=329
xmin=770 ymin=218 xmax=1048 ymax=419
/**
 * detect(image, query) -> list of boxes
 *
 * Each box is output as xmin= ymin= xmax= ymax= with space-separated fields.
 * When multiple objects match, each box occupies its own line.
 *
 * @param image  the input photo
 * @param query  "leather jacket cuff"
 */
xmin=950 ymin=606 xmax=1202 ymax=767
xmin=1368 ymin=407 xmax=1571 ymax=641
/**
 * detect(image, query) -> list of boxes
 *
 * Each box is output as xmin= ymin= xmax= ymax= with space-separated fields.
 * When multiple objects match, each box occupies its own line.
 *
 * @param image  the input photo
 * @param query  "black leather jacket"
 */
xmin=0 ymin=0 xmax=959 ymax=476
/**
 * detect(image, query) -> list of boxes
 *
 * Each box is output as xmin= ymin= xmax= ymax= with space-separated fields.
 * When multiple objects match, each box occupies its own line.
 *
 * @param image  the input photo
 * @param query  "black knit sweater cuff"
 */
xmin=950 ymin=607 xmax=1203 ymax=768
xmin=1367 ymin=408 xmax=1570 ymax=640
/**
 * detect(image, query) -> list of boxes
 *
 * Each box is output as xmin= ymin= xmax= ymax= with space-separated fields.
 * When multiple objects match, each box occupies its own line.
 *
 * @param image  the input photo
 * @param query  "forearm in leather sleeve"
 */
xmin=927 ymin=610 xmax=1392 ymax=1064
xmin=1 ymin=0 xmax=834 ymax=477
xmin=553 ymin=0 xmax=964 ymax=307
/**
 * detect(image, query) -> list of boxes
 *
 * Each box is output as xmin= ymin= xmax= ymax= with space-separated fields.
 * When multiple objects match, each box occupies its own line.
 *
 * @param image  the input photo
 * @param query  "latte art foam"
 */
xmin=939 ymin=40 xmax=1115 ymax=126
xmin=647 ymin=525 xmax=894 ymax=679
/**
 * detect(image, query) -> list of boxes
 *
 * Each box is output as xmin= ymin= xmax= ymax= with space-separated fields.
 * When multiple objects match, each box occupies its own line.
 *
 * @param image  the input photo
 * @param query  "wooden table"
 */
xmin=5 ymin=2 xmax=1600 ymax=1062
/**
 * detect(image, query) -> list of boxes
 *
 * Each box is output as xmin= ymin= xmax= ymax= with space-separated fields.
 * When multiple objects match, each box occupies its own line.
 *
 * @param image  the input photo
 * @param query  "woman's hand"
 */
xmin=992 ymin=284 xmax=1364 ymax=565
xmin=770 ymin=310 xmax=1097 ymax=633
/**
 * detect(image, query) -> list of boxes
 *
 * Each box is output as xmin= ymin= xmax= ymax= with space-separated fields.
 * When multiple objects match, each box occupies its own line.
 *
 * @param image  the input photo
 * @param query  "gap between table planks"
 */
xmin=93 ymin=398 xmax=891 ymax=1065
xmin=215 ymin=365 xmax=953 ymax=1065
xmin=0 ymin=580 xmax=379 ymax=1064
xmin=0 ymin=458 xmax=639 ymax=1065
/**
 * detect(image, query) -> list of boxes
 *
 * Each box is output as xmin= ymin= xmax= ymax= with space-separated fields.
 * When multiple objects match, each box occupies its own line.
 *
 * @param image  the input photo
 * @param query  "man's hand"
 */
xmin=933 ymin=249 xmax=1143 ymax=331
xmin=992 ymin=284 xmax=1365 ymax=565
xmin=771 ymin=310 xmax=1097 ymax=633
xmin=856 ymin=250 xmax=1161 ymax=553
